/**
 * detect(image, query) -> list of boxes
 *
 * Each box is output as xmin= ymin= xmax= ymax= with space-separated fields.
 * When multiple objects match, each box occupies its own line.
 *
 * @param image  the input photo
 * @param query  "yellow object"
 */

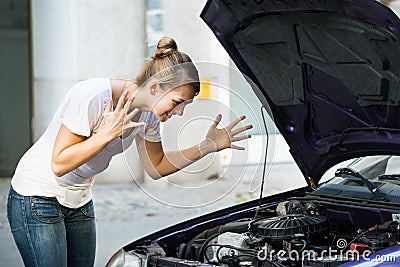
xmin=199 ymin=78 xmax=211 ymax=99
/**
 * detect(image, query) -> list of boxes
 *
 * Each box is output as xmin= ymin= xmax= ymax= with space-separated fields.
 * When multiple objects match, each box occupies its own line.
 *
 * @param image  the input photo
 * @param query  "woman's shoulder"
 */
xmin=109 ymin=78 xmax=136 ymax=94
xmin=67 ymin=78 xmax=111 ymax=99
xmin=75 ymin=77 xmax=111 ymax=89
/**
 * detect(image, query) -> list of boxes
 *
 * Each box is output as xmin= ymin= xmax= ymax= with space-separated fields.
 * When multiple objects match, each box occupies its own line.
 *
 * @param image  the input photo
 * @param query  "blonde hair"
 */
xmin=135 ymin=37 xmax=200 ymax=94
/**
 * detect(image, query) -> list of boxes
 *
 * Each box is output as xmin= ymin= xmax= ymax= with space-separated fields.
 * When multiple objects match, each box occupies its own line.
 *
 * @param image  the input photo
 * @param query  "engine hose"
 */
xmin=184 ymin=220 xmax=251 ymax=259
xmin=197 ymin=233 xmax=221 ymax=261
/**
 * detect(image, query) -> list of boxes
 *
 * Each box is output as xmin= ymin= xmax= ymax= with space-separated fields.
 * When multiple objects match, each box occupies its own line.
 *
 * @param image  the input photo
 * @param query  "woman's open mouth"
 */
xmin=161 ymin=112 xmax=172 ymax=122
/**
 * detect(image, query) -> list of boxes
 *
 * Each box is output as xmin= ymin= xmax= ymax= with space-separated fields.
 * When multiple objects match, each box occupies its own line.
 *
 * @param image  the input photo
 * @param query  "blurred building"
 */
xmin=1 ymin=0 xmax=249 ymax=185
xmin=1 ymin=0 xmax=400 ymax=184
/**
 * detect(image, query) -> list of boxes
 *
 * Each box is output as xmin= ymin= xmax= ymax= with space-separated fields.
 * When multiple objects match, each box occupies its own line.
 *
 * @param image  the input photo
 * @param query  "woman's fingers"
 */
xmin=125 ymin=107 xmax=140 ymax=121
xmin=213 ymin=114 xmax=222 ymax=127
xmin=115 ymin=90 xmax=129 ymax=111
xmin=124 ymin=108 xmax=146 ymax=129
xmin=227 ymin=115 xmax=246 ymax=130
xmin=227 ymin=116 xmax=252 ymax=149
xmin=123 ymin=95 xmax=135 ymax=114
xmin=105 ymin=99 xmax=113 ymax=113
xmin=231 ymin=125 xmax=253 ymax=136
xmin=231 ymin=134 xmax=251 ymax=142
xmin=231 ymin=144 xmax=245 ymax=150
xmin=124 ymin=121 xmax=146 ymax=129
xmin=204 ymin=114 xmax=252 ymax=152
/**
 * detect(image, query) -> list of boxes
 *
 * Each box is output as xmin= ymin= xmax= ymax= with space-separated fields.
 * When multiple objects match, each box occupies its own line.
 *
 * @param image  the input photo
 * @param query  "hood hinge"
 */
xmin=308 ymin=177 xmax=317 ymax=190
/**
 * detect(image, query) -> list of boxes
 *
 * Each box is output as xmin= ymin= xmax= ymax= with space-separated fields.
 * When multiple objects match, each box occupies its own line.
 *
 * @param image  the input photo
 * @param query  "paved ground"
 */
xmin=0 ymin=163 xmax=305 ymax=266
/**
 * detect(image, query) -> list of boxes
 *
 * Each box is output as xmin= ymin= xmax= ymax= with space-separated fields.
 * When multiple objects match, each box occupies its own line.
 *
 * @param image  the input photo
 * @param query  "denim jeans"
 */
xmin=7 ymin=186 xmax=96 ymax=267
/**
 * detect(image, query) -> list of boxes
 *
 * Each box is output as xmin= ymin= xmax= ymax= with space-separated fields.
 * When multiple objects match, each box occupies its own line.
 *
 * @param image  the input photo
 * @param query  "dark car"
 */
xmin=106 ymin=0 xmax=400 ymax=266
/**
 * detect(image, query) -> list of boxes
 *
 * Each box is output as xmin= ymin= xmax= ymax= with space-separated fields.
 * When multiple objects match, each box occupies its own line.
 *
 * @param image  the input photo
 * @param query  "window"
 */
xmin=146 ymin=0 xmax=163 ymax=58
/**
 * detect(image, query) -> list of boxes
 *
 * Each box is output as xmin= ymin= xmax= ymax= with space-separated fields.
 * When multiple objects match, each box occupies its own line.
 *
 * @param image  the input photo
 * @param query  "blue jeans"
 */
xmin=7 ymin=186 xmax=96 ymax=267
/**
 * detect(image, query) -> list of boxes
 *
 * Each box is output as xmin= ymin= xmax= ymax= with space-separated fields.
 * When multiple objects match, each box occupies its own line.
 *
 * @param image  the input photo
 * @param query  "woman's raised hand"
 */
xmin=103 ymin=90 xmax=146 ymax=140
xmin=203 ymin=114 xmax=252 ymax=153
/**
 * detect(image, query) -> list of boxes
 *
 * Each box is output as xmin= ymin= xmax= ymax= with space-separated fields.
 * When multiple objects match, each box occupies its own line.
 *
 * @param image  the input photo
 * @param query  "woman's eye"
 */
xmin=173 ymin=100 xmax=181 ymax=106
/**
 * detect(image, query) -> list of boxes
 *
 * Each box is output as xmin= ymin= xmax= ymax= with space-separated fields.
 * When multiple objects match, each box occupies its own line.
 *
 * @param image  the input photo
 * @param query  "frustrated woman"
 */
xmin=7 ymin=36 xmax=252 ymax=267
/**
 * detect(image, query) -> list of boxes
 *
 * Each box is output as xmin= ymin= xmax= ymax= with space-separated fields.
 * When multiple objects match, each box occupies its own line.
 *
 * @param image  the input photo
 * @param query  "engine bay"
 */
xmin=140 ymin=198 xmax=400 ymax=267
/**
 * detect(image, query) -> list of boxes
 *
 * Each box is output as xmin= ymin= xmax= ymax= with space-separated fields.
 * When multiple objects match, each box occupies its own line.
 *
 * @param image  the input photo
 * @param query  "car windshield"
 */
xmin=344 ymin=155 xmax=400 ymax=180
xmin=320 ymin=155 xmax=400 ymax=181
xmin=313 ymin=155 xmax=400 ymax=203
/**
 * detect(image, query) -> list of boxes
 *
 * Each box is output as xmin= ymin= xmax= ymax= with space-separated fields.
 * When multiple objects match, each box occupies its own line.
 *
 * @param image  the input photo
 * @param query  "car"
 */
xmin=106 ymin=0 xmax=400 ymax=266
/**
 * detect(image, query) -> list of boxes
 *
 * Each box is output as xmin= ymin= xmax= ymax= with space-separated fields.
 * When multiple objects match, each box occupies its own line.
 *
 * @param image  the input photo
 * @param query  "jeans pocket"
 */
xmin=7 ymin=188 xmax=26 ymax=232
xmin=80 ymin=200 xmax=95 ymax=218
xmin=30 ymin=196 xmax=63 ymax=223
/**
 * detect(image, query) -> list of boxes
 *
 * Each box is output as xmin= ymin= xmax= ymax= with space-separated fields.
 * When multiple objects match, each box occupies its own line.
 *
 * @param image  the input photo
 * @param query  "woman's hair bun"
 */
xmin=151 ymin=37 xmax=178 ymax=59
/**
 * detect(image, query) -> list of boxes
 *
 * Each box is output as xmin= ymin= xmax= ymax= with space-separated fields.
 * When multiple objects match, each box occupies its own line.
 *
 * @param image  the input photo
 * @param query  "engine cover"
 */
xmin=257 ymin=214 xmax=329 ymax=241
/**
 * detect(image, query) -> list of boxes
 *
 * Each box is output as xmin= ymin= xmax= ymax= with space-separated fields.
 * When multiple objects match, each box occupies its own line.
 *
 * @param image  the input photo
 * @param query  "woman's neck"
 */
xmin=110 ymin=78 xmax=140 ymax=109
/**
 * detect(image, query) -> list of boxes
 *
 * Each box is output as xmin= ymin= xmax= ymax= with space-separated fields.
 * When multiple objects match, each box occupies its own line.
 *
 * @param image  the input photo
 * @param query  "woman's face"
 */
xmin=152 ymin=84 xmax=196 ymax=122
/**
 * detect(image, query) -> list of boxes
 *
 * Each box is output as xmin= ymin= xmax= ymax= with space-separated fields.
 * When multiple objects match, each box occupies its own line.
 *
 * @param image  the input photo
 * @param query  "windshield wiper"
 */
xmin=335 ymin=167 xmax=388 ymax=201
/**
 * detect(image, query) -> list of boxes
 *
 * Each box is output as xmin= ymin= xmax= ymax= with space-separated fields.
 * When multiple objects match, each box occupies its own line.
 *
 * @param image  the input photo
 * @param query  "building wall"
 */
xmin=30 ymin=0 xmax=230 ymax=184
xmin=0 ymin=0 xmax=31 ymax=177
xmin=29 ymin=0 xmax=400 ymax=184
xmin=155 ymin=0 xmax=232 ymax=184
xmin=31 ymin=0 xmax=146 ymax=183
xmin=27 ymin=0 xmax=320 ymax=184
xmin=31 ymin=0 xmax=146 ymax=138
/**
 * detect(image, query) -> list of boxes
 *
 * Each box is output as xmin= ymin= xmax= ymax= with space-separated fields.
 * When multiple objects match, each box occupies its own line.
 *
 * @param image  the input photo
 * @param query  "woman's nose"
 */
xmin=175 ymin=104 xmax=184 ymax=116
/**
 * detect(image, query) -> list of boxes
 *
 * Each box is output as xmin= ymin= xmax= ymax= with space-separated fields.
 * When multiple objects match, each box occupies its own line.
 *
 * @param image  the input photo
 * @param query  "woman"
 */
xmin=7 ymin=37 xmax=252 ymax=267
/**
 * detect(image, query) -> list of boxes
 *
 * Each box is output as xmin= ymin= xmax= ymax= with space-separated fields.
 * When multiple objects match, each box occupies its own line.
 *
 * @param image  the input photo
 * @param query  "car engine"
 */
xmin=169 ymin=200 xmax=400 ymax=267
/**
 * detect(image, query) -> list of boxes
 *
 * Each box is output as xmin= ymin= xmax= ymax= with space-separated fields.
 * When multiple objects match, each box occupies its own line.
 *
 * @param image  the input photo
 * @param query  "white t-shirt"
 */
xmin=11 ymin=78 xmax=161 ymax=208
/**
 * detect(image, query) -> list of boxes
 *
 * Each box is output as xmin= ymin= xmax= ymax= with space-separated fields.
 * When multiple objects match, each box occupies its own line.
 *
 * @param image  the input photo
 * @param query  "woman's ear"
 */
xmin=148 ymin=79 xmax=159 ymax=96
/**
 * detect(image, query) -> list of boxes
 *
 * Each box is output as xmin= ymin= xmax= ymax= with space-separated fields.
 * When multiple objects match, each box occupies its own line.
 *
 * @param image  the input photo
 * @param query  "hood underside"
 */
xmin=201 ymin=0 xmax=400 ymax=184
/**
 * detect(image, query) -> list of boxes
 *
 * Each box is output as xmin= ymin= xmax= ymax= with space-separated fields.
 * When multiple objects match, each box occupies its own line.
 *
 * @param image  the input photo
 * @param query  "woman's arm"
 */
xmin=136 ymin=114 xmax=252 ymax=179
xmin=51 ymin=125 xmax=115 ymax=176
xmin=51 ymin=91 xmax=144 ymax=176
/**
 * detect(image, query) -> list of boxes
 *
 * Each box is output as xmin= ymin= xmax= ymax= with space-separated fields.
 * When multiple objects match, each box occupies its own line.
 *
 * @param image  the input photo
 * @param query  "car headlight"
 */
xmin=106 ymin=248 xmax=146 ymax=267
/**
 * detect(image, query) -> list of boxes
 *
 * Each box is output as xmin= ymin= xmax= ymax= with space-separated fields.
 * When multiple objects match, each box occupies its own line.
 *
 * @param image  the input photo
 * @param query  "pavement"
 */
xmin=0 ymin=163 xmax=305 ymax=267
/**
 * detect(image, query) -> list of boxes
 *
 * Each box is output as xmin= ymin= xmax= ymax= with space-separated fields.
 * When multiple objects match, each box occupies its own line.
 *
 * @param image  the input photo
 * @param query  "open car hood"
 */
xmin=201 ymin=0 xmax=400 ymax=185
